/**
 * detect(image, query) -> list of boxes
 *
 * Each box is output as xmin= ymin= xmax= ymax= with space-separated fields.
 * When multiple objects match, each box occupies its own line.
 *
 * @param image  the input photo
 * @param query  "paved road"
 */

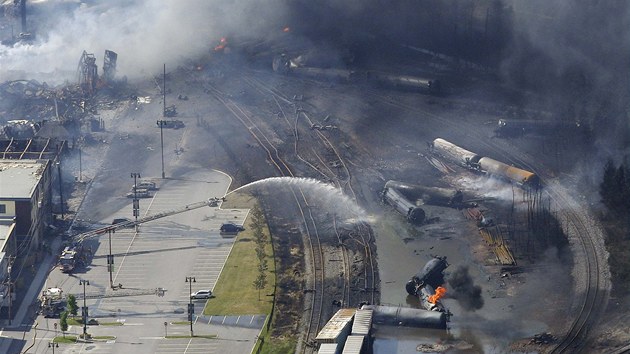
xmin=2 ymin=170 xmax=263 ymax=354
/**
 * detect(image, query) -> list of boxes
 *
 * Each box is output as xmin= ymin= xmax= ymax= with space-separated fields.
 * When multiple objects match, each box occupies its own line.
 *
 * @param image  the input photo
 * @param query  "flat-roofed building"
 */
xmin=0 ymin=159 xmax=53 ymax=306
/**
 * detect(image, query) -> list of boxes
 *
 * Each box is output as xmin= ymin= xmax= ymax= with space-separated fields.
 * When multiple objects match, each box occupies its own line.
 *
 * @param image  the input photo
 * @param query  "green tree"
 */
xmin=67 ymin=294 xmax=78 ymax=318
xmin=253 ymin=273 xmax=267 ymax=301
xmin=59 ymin=311 xmax=69 ymax=338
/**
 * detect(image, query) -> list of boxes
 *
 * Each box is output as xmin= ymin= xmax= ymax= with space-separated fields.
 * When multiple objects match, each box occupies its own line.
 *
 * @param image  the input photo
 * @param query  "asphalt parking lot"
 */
xmin=13 ymin=170 xmax=262 ymax=354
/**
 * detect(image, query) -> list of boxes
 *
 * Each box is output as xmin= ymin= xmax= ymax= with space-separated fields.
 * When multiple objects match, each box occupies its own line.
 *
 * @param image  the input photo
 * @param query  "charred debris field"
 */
xmin=1 ymin=1 xmax=628 ymax=353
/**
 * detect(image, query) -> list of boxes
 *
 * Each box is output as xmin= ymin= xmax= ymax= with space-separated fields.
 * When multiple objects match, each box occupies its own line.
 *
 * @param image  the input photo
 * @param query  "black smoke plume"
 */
xmin=448 ymin=266 xmax=484 ymax=311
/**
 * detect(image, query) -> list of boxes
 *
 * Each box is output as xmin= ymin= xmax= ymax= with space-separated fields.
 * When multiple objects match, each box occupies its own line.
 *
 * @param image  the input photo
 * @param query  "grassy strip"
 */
xmin=92 ymin=336 xmax=116 ymax=340
xmin=53 ymin=336 xmax=77 ymax=343
xmin=171 ymin=321 xmax=192 ymax=325
xmin=98 ymin=322 xmax=124 ymax=326
xmin=203 ymin=201 xmax=275 ymax=315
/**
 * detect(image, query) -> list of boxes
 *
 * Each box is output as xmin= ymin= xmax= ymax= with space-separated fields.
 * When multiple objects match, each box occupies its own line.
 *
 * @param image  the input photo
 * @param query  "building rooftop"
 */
xmin=0 ymin=159 xmax=46 ymax=199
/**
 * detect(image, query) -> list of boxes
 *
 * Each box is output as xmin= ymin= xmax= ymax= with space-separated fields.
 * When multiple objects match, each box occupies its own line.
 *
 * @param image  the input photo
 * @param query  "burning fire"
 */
xmin=214 ymin=37 xmax=228 ymax=51
xmin=283 ymin=26 xmax=290 ymax=32
xmin=428 ymin=286 xmax=446 ymax=304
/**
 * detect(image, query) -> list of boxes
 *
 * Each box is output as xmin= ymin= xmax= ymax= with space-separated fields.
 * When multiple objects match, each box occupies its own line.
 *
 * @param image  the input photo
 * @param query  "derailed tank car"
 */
xmin=367 ymin=71 xmax=441 ymax=94
xmin=384 ymin=180 xmax=464 ymax=208
xmin=381 ymin=184 xmax=426 ymax=225
xmin=361 ymin=305 xmax=447 ymax=330
xmin=431 ymin=138 xmax=480 ymax=167
xmin=431 ymin=138 xmax=540 ymax=189
xmin=418 ymin=284 xmax=447 ymax=313
xmin=477 ymin=157 xmax=540 ymax=188
xmin=406 ymin=256 xmax=449 ymax=296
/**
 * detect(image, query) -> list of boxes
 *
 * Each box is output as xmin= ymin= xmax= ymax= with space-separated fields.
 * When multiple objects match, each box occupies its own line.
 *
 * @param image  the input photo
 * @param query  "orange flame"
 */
xmin=214 ymin=37 xmax=228 ymax=51
xmin=428 ymin=286 xmax=446 ymax=304
xmin=283 ymin=26 xmax=290 ymax=32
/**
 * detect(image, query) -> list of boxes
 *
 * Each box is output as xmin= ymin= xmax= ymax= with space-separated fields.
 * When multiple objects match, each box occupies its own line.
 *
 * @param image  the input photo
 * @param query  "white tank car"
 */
xmin=432 ymin=138 xmax=480 ymax=167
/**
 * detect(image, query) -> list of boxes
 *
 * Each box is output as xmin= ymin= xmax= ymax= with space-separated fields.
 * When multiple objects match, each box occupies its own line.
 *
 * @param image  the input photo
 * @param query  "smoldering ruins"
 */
xmin=0 ymin=1 xmax=628 ymax=353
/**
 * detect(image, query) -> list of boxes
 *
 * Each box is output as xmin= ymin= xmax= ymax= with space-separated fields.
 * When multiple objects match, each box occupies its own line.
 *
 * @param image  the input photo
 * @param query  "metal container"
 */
xmin=317 ymin=343 xmax=339 ymax=354
xmin=316 ymin=308 xmax=356 ymax=344
xmin=351 ymin=308 xmax=373 ymax=335
xmin=341 ymin=335 xmax=365 ymax=354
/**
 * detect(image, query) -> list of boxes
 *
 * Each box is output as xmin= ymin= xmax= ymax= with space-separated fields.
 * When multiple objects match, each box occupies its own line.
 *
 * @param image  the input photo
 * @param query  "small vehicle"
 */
xmin=219 ymin=222 xmax=245 ymax=238
xmin=126 ymin=188 xmax=151 ymax=198
xmin=190 ymin=290 xmax=212 ymax=299
xmin=137 ymin=180 xmax=159 ymax=190
xmin=157 ymin=119 xmax=183 ymax=128
xmin=112 ymin=218 xmax=134 ymax=228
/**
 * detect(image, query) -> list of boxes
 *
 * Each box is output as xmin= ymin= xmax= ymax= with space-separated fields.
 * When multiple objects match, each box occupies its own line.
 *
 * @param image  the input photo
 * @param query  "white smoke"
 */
xmin=0 ymin=0 xmax=288 ymax=82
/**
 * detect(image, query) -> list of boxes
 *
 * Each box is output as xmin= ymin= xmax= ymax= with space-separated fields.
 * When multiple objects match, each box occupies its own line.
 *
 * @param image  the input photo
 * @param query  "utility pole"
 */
xmin=163 ymin=63 xmax=167 ymax=117
xmin=157 ymin=120 xmax=167 ymax=179
xmin=7 ymin=257 xmax=14 ymax=326
xmin=57 ymin=161 xmax=64 ymax=219
xmin=107 ymin=229 xmax=115 ymax=289
xmin=78 ymin=145 xmax=82 ymax=182
xmin=185 ymin=276 xmax=196 ymax=337
xmin=130 ymin=173 xmax=141 ymax=227
xmin=79 ymin=279 xmax=89 ymax=339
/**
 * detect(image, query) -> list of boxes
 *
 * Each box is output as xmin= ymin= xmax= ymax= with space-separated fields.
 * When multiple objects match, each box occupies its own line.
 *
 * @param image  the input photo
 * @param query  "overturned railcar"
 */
xmin=406 ymin=256 xmax=449 ymax=296
xmin=384 ymin=180 xmax=464 ymax=208
xmin=382 ymin=185 xmax=426 ymax=225
xmin=361 ymin=305 xmax=447 ymax=330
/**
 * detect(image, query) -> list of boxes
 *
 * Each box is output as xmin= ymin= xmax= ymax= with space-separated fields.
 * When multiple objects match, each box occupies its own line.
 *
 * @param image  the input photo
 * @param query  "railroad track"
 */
xmin=193 ymin=74 xmax=343 ymax=352
xmin=362 ymin=87 xmax=609 ymax=352
xmin=245 ymin=74 xmax=378 ymax=306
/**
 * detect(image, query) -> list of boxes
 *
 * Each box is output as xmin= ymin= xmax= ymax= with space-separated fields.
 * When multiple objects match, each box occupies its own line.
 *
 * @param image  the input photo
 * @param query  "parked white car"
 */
xmin=190 ymin=290 xmax=212 ymax=299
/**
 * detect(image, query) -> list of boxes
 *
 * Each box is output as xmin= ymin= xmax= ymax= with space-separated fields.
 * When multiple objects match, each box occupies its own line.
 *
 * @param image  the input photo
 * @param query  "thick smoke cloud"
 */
xmin=448 ymin=266 xmax=484 ymax=311
xmin=0 ymin=0 xmax=288 ymax=82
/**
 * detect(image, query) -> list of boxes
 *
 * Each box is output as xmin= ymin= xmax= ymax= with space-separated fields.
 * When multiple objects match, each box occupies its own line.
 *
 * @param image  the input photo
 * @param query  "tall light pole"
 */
xmin=56 ymin=161 xmax=64 ymax=219
xmin=185 ymin=276 xmax=196 ymax=337
xmin=48 ymin=341 xmax=59 ymax=353
xmin=156 ymin=120 xmax=166 ymax=179
xmin=130 ymin=173 xmax=141 ymax=226
xmin=79 ymin=279 xmax=89 ymax=339
xmin=107 ymin=229 xmax=115 ymax=289
xmin=7 ymin=260 xmax=13 ymax=326
xmin=163 ymin=63 xmax=167 ymax=117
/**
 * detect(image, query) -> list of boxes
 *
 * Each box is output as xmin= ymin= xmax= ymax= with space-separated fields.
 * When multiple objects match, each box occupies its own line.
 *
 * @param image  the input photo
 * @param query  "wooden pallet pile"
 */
xmin=464 ymin=208 xmax=516 ymax=266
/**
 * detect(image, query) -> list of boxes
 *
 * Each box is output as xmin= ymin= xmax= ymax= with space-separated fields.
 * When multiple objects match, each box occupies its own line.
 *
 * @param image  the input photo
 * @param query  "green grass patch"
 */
xmin=171 ymin=321 xmax=192 ymax=325
xmin=98 ymin=322 xmax=124 ymax=326
xmin=203 ymin=204 xmax=275 ymax=316
xmin=166 ymin=335 xmax=217 ymax=339
xmin=67 ymin=318 xmax=82 ymax=325
xmin=53 ymin=336 xmax=77 ymax=343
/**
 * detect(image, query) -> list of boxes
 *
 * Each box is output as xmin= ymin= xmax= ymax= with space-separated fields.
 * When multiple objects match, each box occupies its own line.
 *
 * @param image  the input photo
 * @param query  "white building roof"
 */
xmin=0 ymin=160 xmax=46 ymax=199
